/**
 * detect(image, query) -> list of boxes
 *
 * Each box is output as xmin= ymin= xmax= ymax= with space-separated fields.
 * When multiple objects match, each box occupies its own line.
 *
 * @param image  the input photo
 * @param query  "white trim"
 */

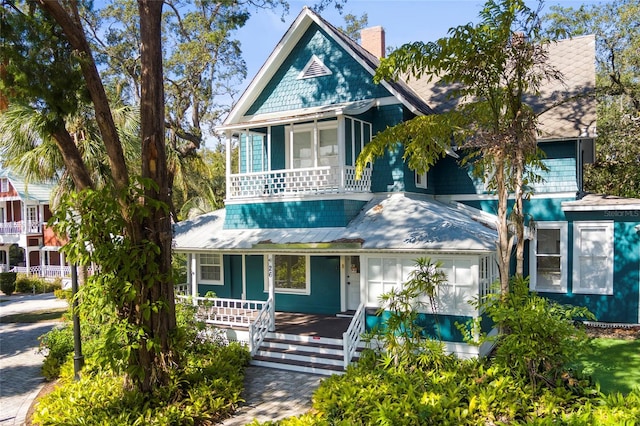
xmin=198 ymin=253 xmax=224 ymax=286
xmin=297 ymin=54 xmax=332 ymax=79
xmin=563 ymin=203 xmax=640 ymax=212
xmin=437 ymin=192 xmax=578 ymax=203
xmin=572 ymin=221 xmax=614 ymax=295
xmin=529 ymin=222 xmax=568 ymax=293
xmin=415 ymin=171 xmax=427 ymax=189
xmin=264 ymin=254 xmax=311 ymax=295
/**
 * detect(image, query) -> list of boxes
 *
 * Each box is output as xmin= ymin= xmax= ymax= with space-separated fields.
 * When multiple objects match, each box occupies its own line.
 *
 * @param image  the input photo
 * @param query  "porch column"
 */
xmin=267 ymin=254 xmax=275 ymax=331
xmin=189 ymin=253 xmax=198 ymax=305
xmin=337 ymin=116 xmax=345 ymax=192
xmin=225 ymin=132 xmax=232 ymax=198
xmin=241 ymin=254 xmax=247 ymax=300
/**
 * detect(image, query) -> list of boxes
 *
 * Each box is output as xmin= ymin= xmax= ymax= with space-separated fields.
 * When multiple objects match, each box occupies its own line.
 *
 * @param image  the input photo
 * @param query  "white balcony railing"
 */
xmin=0 ymin=221 xmax=42 ymax=235
xmin=228 ymin=165 xmax=372 ymax=199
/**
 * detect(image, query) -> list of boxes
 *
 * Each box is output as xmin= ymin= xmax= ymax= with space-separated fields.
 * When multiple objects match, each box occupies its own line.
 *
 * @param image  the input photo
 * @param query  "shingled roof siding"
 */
xmin=246 ymin=23 xmax=391 ymax=116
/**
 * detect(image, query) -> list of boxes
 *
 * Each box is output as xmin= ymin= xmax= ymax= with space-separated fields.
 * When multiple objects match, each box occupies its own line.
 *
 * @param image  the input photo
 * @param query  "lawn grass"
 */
xmin=0 ymin=308 xmax=67 ymax=323
xmin=578 ymin=338 xmax=640 ymax=394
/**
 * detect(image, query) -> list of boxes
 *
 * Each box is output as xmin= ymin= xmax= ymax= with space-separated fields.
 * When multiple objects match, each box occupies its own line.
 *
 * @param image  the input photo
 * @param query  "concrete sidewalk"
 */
xmin=0 ymin=293 xmax=68 ymax=426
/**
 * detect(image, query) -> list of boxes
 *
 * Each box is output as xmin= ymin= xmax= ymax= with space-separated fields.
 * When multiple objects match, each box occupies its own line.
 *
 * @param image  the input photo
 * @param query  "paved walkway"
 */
xmin=220 ymin=366 xmax=324 ymax=425
xmin=0 ymin=294 xmax=325 ymax=425
xmin=0 ymin=293 xmax=68 ymax=426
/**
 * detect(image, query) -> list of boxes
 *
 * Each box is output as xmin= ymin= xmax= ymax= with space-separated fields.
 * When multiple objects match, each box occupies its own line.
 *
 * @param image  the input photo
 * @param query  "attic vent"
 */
xmin=298 ymin=55 xmax=332 ymax=79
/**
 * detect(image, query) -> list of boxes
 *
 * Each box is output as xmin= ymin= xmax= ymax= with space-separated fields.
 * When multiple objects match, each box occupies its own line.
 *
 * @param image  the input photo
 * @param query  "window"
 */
xmin=287 ymin=122 xmax=338 ymax=169
xmin=199 ymin=253 xmax=223 ymax=285
xmin=573 ymin=221 xmax=614 ymax=295
xmin=292 ymin=130 xmax=313 ymax=168
xmin=530 ymin=222 xmax=568 ymax=293
xmin=365 ymin=256 xmax=476 ymax=315
xmin=269 ymin=255 xmax=309 ymax=294
xmin=415 ymin=171 xmax=427 ymax=189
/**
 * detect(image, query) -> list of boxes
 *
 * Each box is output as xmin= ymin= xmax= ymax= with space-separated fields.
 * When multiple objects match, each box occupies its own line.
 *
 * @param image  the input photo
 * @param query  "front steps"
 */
xmin=251 ymin=332 xmax=360 ymax=376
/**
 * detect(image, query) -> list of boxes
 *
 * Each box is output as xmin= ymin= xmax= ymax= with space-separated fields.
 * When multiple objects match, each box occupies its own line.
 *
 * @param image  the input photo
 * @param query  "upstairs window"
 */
xmin=530 ymin=222 xmax=568 ymax=293
xmin=0 ymin=178 xmax=8 ymax=193
xmin=287 ymin=121 xmax=338 ymax=169
xmin=415 ymin=171 xmax=428 ymax=189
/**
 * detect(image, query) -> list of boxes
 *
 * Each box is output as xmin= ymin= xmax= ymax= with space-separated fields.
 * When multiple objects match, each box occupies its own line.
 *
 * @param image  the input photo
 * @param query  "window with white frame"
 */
xmin=530 ymin=222 xmax=568 ymax=293
xmin=267 ymin=255 xmax=310 ymax=294
xmin=199 ymin=253 xmax=223 ymax=285
xmin=287 ymin=121 xmax=338 ymax=169
xmin=415 ymin=171 xmax=427 ymax=189
xmin=573 ymin=221 xmax=614 ymax=295
xmin=0 ymin=178 xmax=8 ymax=192
xmin=365 ymin=256 xmax=476 ymax=316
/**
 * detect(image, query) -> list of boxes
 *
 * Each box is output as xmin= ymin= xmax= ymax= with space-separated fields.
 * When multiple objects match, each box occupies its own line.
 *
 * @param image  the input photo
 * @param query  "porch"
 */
xmin=178 ymin=294 xmax=366 ymax=375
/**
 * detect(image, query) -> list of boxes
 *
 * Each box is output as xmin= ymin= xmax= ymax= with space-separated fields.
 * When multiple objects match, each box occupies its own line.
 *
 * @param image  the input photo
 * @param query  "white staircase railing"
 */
xmin=342 ymin=303 xmax=366 ymax=369
xmin=249 ymin=298 xmax=274 ymax=356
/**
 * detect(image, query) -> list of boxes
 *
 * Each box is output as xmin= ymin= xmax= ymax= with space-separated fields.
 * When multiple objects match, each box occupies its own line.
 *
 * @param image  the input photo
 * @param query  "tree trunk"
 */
xmin=494 ymin=156 xmax=512 ymax=299
xmin=135 ymin=0 xmax=178 ymax=393
xmin=36 ymin=0 xmax=129 ymax=192
xmin=513 ymin=150 xmax=525 ymax=277
xmin=51 ymin=124 xmax=93 ymax=191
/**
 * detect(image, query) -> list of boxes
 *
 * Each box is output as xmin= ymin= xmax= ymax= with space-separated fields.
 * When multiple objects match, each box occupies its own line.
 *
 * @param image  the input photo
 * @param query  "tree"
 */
xmin=545 ymin=0 xmax=640 ymax=198
xmin=356 ymin=0 xmax=562 ymax=297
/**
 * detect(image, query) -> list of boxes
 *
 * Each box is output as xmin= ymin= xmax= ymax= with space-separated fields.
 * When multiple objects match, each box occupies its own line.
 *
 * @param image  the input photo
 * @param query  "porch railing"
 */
xmin=0 ymin=221 xmax=42 ymax=234
xmin=249 ymin=298 xmax=274 ymax=356
xmin=228 ymin=165 xmax=371 ymax=199
xmin=10 ymin=265 xmax=71 ymax=278
xmin=342 ymin=302 xmax=366 ymax=369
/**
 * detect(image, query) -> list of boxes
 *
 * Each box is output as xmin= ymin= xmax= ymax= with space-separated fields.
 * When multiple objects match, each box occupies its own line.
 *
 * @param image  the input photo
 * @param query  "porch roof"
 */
xmin=173 ymin=193 xmax=497 ymax=253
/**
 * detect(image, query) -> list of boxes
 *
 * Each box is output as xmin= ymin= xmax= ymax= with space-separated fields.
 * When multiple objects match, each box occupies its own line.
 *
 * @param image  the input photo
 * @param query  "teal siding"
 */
xmin=247 ymin=23 xmax=391 ymax=116
xmin=229 ymin=255 xmax=243 ymax=299
xmin=224 ymin=199 xmax=366 ymax=229
xmin=245 ymin=255 xmax=267 ymax=301
xmin=239 ymin=134 xmax=267 ymax=173
xmin=462 ymin=197 xmax=575 ymax=223
xmin=270 ymin=126 xmax=286 ymax=170
xmin=366 ymin=311 xmax=472 ymax=343
xmin=369 ymin=105 xmax=407 ymax=193
xmin=274 ymin=256 xmax=341 ymax=314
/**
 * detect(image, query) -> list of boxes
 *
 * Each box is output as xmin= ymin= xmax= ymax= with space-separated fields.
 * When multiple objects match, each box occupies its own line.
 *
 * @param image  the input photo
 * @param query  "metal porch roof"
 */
xmin=173 ymin=193 xmax=497 ymax=254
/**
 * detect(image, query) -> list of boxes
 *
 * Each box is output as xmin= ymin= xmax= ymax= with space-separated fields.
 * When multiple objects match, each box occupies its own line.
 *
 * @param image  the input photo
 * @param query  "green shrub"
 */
xmin=15 ymin=274 xmax=34 ymax=293
xmin=38 ymin=325 xmax=74 ymax=381
xmin=476 ymin=276 xmax=595 ymax=388
xmin=32 ymin=341 xmax=250 ymax=425
xmin=0 ymin=272 xmax=17 ymax=295
xmin=14 ymin=275 xmax=61 ymax=294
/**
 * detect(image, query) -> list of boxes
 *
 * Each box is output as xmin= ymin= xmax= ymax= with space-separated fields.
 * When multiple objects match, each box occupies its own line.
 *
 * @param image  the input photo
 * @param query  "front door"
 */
xmin=346 ymin=256 xmax=361 ymax=311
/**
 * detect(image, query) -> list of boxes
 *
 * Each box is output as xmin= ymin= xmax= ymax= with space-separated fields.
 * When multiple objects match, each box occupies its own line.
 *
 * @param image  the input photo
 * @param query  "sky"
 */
xmin=234 ymin=0 xmax=611 ymax=92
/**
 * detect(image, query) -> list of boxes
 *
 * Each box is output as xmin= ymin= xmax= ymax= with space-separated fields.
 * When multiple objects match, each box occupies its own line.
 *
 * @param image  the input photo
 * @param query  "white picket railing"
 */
xmin=10 ymin=265 xmax=71 ymax=278
xmin=342 ymin=303 xmax=366 ymax=369
xmin=249 ymin=298 xmax=274 ymax=356
xmin=228 ymin=165 xmax=371 ymax=199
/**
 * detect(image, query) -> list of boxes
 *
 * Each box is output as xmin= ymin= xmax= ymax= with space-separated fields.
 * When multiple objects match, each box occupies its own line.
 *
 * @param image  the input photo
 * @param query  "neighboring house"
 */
xmin=173 ymin=7 xmax=639 ymax=371
xmin=0 ymin=168 xmax=68 ymax=278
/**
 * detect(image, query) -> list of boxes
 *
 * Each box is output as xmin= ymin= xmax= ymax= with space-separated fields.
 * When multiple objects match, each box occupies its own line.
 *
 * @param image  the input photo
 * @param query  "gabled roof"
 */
xmin=0 ymin=167 xmax=55 ymax=203
xmin=407 ymin=35 xmax=597 ymax=141
xmin=220 ymin=7 xmax=433 ymax=131
xmin=173 ymin=193 xmax=497 ymax=253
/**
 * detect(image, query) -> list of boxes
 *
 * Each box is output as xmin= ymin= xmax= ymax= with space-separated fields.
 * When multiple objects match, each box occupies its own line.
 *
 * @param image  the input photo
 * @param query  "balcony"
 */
xmin=228 ymin=166 xmax=372 ymax=200
xmin=0 ymin=221 xmax=42 ymax=235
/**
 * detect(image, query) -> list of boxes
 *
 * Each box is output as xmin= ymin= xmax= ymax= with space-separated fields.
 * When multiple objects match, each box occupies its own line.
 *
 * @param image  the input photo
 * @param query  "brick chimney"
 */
xmin=361 ymin=26 xmax=385 ymax=59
